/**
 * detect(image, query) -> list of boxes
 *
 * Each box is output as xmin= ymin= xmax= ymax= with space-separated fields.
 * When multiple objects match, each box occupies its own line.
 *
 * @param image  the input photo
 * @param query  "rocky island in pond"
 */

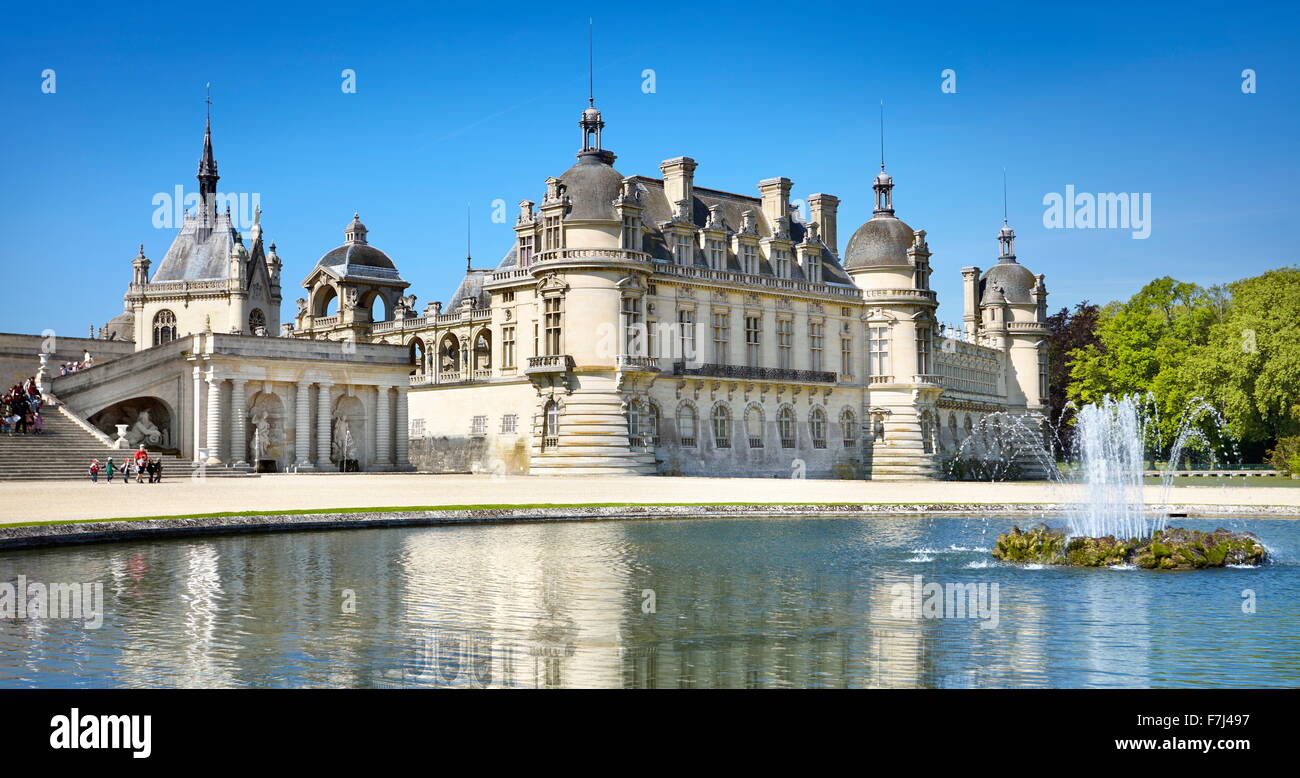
xmin=993 ymin=524 xmax=1267 ymax=569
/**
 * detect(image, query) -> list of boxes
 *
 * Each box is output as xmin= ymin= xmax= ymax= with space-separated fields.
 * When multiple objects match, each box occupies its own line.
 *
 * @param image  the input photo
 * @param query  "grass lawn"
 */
xmin=1146 ymin=475 xmax=1300 ymax=488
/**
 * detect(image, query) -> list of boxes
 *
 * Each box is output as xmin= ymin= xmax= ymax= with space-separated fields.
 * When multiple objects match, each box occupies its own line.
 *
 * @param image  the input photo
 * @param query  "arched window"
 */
xmin=711 ymin=404 xmax=731 ymax=449
xmin=474 ymin=331 xmax=492 ymax=370
xmin=439 ymin=334 xmax=460 ymax=374
xmin=152 ymin=309 xmax=177 ymax=346
xmin=778 ymin=406 xmax=796 ymax=448
xmin=248 ymin=308 xmax=266 ymax=334
xmin=745 ymin=405 xmax=764 ymax=448
xmin=840 ymin=408 xmax=857 ymax=448
xmin=409 ymin=338 xmax=426 ymax=374
xmin=646 ymin=402 xmax=661 ymax=447
xmin=627 ymin=401 xmax=641 ymax=448
xmin=810 ymin=407 xmax=827 ymax=449
xmin=676 ymin=403 xmax=697 ymax=448
xmin=542 ymin=401 xmax=560 ymax=450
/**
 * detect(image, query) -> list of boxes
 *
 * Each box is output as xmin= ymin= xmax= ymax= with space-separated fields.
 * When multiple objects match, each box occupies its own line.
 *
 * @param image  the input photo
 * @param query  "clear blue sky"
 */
xmin=2 ymin=0 xmax=1297 ymax=336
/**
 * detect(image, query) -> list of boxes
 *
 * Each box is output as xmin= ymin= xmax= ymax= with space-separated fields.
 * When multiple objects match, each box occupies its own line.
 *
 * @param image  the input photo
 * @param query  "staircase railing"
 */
xmin=41 ymin=391 xmax=118 ymax=448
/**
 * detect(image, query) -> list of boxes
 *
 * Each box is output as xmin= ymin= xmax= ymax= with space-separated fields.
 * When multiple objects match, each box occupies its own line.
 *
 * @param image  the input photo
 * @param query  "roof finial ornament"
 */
xmin=879 ymin=99 xmax=886 ymax=172
xmin=588 ymin=17 xmax=594 ymax=108
xmin=998 ymin=168 xmax=1017 ymax=261
xmin=466 ymin=202 xmax=472 ymax=272
xmin=578 ymin=18 xmax=607 ymax=155
xmin=871 ymin=101 xmax=896 ymax=218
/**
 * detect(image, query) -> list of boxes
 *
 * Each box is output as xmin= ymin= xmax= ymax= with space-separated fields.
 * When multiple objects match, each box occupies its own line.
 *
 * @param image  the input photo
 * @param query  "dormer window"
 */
xmin=741 ymin=244 xmax=759 ymax=275
xmin=674 ymin=234 xmax=693 ymax=266
xmin=773 ymin=248 xmax=789 ymax=279
xmin=622 ymin=217 xmax=639 ymax=251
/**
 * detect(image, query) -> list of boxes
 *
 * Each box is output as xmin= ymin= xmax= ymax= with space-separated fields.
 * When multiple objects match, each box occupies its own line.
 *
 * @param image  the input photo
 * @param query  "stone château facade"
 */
xmin=42 ymin=99 xmax=1048 ymax=479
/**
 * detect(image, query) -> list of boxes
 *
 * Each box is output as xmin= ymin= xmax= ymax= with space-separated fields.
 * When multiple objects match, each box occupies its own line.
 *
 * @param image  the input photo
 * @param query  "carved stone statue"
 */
xmin=126 ymin=409 xmax=163 ymax=448
xmin=296 ymin=298 xmax=307 ymax=315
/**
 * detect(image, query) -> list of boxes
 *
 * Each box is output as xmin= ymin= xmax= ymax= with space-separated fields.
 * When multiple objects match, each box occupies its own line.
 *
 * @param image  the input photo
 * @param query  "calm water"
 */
xmin=1 ymin=516 xmax=1297 ymax=688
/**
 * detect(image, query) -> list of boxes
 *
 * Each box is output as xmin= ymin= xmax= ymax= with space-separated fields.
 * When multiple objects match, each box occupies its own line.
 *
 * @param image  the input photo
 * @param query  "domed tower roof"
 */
xmin=979 ymin=221 xmax=1037 ymax=303
xmin=843 ymin=165 xmax=916 ymax=269
xmin=558 ymin=98 xmax=623 ymax=221
xmin=559 ymin=152 xmax=624 ymax=221
xmin=314 ymin=212 xmax=396 ymax=270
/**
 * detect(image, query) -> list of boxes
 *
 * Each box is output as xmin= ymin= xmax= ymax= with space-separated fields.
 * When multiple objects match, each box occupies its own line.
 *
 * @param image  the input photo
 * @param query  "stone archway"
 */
xmin=331 ymin=394 xmax=367 ymax=471
xmin=88 ymin=397 xmax=175 ymax=451
xmin=247 ymin=391 xmax=287 ymax=471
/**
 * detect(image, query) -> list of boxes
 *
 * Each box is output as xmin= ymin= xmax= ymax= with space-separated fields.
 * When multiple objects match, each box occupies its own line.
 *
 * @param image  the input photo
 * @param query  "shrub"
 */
xmin=1267 ymin=436 xmax=1300 ymax=475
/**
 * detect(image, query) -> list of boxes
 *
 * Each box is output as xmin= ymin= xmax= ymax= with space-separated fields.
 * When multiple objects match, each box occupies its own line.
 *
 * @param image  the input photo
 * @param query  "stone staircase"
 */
xmin=0 ymin=403 xmax=256 ymax=481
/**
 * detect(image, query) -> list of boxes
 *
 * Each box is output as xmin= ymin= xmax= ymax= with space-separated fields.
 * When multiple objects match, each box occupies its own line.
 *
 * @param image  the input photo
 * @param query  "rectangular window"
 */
xmin=741 ymin=244 xmax=759 ymax=275
xmin=622 ymin=296 xmax=643 ymax=356
xmin=809 ymin=321 xmax=824 ymax=372
xmin=502 ymin=326 xmax=516 ymax=368
xmin=840 ymin=337 xmax=852 ymax=377
xmin=773 ymin=248 xmax=789 ymax=279
xmin=471 ymin=415 xmax=487 ymax=436
xmin=518 ymin=235 xmax=534 ymax=267
xmin=674 ymin=234 xmax=694 ymax=266
xmin=501 ymin=414 xmax=517 ymax=434
xmin=711 ymin=312 xmax=729 ymax=363
xmin=916 ymin=327 xmax=931 ymax=375
xmin=677 ymin=309 xmax=696 ymax=361
xmin=806 ymin=253 xmax=821 ymax=283
xmin=869 ymin=326 xmax=890 ymax=376
xmin=745 ymin=316 xmax=762 ymax=367
xmin=544 ymin=215 xmax=562 ymax=251
xmin=532 ymin=321 xmax=539 ymax=358
xmin=544 ymin=297 xmax=562 ymax=354
xmin=623 ymin=217 xmax=639 ymax=251
xmin=777 ymin=319 xmax=793 ymax=369
xmin=707 ymin=239 xmax=725 ymax=270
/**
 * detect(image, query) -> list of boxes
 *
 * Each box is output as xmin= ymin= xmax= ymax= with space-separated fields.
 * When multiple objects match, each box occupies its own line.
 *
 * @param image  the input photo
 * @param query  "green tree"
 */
xmin=1188 ymin=267 xmax=1300 ymax=458
xmin=1066 ymin=277 xmax=1225 ymax=448
xmin=1044 ymin=301 xmax=1100 ymax=456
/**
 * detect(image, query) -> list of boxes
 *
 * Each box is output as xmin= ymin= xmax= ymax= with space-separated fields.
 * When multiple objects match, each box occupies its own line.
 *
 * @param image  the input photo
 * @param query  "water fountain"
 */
xmin=992 ymin=395 xmax=1267 ymax=568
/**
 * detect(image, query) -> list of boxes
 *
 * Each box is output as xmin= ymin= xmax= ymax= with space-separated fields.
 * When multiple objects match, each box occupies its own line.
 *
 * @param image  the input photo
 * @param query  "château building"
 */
xmin=39 ymin=99 xmax=1049 ymax=479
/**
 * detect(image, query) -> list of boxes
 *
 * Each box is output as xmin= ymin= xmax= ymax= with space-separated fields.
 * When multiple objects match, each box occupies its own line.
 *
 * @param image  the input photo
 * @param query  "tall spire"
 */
xmin=879 ymin=100 xmax=886 ymax=172
xmin=998 ymin=169 xmax=1016 ymax=261
xmin=466 ymin=203 xmax=472 ymax=272
xmin=196 ymin=84 xmax=220 ymax=240
xmin=579 ymin=19 xmax=605 ymax=154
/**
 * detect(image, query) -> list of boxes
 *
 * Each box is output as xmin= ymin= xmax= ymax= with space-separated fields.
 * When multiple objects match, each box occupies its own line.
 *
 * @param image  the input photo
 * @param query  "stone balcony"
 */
xmin=670 ymin=361 xmax=837 ymax=384
xmin=526 ymin=354 xmax=574 ymax=374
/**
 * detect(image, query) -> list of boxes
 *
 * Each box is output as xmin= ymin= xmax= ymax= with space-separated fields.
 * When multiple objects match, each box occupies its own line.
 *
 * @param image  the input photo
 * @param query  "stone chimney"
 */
xmin=758 ymin=177 xmax=792 ymax=231
xmin=660 ymin=157 xmax=697 ymax=212
xmin=807 ymin=193 xmax=840 ymax=255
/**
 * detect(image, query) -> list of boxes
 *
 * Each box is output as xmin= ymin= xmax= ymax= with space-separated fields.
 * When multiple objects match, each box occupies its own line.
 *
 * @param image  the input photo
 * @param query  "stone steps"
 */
xmin=0 ymin=405 xmax=256 ymax=481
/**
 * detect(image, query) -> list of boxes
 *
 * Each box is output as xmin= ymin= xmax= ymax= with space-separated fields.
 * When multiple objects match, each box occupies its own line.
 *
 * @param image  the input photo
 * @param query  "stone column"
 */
xmin=192 ymin=365 xmax=205 ymax=462
xmin=295 ymin=381 xmax=311 ymax=469
xmin=394 ymin=384 xmax=410 ymax=468
xmin=316 ymin=381 xmax=334 ymax=469
xmin=205 ymin=369 xmax=224 ymax=465
xmin=374 ymin=384 xmax=391 ymax=468
xmin=230 ymin=378 xmax=248 ymax=466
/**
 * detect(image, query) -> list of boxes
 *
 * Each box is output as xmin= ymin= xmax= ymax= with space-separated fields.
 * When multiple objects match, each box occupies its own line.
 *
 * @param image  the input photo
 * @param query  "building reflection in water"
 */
xmin=1 ymin=516 xmax=1294 ymax=688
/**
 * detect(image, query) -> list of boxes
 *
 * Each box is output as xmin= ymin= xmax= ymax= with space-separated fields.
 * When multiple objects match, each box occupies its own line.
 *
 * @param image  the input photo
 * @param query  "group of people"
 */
xmin=59 ymin=350 xmax=95 ymax=375
xmin=89 ymin=445 xmax=164 ymax=484
xmin=2 ymin=378 xmax=43 ymax=435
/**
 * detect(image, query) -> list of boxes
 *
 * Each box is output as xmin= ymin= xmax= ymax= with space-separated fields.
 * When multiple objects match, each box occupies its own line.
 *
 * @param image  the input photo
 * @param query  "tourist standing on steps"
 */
xmin=133 ymin=445 xmax=149 ymax=484
xmin=88 ymin=459 xmax=100 ymax=483
xmin=154 ymin=458 xmax=164 ymax=483
xmin=122 ymin=458 xmax=133 ymax=484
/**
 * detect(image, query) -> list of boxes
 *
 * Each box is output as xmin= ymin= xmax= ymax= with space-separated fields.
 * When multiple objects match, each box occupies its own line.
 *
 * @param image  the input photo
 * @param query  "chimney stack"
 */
xmin=807 ymin=193 xmax=840 ymax=255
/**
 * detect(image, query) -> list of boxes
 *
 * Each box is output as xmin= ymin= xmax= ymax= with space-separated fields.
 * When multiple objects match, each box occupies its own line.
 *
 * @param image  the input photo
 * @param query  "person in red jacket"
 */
xmin=133 ymin=445 xmax=149 ymax=484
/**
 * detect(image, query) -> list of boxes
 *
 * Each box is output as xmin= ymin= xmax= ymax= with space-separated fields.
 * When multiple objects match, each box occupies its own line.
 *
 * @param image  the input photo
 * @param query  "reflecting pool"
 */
xmin=1 ymin=516 xmax=1296 ymax=688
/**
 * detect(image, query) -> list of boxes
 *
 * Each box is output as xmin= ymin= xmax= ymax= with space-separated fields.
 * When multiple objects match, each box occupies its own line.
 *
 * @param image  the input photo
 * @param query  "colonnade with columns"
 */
xmin=190 ymin=364 xmax=411 ymax=471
